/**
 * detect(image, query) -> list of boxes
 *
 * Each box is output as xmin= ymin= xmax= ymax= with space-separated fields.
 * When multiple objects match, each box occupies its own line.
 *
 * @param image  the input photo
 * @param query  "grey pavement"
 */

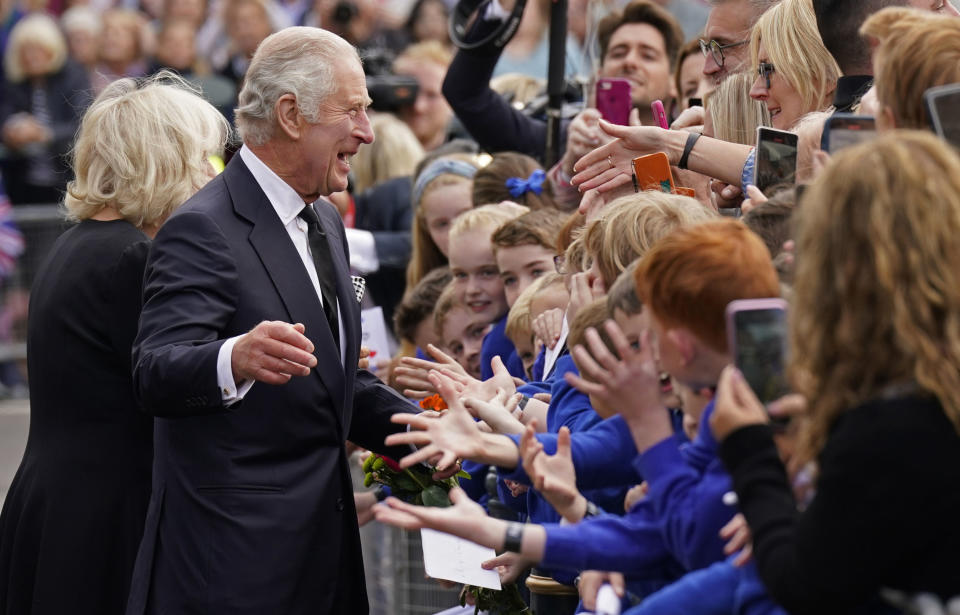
xmin=0 ymin=399 xmax=29 ymax=508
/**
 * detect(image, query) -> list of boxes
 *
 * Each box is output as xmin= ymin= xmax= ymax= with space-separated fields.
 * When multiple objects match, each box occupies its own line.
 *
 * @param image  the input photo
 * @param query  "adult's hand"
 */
xmin=710 ymin=365 xmax=769 ymax=441
xmin=578 ymin=571 xmax=625 ymax=612
xmin=231 ymin=321 xmax=317 ymax=385
xmin=572 ymin=121 xmax=681 ymax=194
xmin=561 ymin=108 xmax=609 ymax=177
xmin=565 ymin=322 xmax=670 ymax=453
xmin=670 ymin=105 xmax=704 ymax=131
xmin=740 ymin=185 xmax=768 ymax=214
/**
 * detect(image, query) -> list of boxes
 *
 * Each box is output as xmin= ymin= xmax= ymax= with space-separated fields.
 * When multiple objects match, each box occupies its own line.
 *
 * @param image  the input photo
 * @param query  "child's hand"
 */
xmin=532 ymin=308 xmax=564 ymax=350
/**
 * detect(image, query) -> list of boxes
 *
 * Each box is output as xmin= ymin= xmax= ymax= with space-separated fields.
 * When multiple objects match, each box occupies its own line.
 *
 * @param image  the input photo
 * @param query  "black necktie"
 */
xmin=298 ymin=204 xmax=340 ymax=351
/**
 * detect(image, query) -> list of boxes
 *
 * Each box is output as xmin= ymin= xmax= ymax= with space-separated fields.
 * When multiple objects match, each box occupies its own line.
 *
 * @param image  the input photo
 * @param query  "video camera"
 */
xmin=362 ymin=48 xmax=419 ymax=113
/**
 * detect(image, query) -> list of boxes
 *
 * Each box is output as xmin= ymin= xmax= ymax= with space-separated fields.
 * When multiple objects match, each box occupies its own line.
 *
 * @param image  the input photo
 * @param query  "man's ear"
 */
xmin=275 ymin=93 xmax=302 ymax=140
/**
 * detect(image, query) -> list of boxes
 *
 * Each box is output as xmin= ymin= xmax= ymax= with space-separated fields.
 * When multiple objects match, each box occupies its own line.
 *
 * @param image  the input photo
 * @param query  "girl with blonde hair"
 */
xmin=0 ymin=73 xmax=228 ymax=615
xmin=712 ymin=131 xmax=960 ymax=611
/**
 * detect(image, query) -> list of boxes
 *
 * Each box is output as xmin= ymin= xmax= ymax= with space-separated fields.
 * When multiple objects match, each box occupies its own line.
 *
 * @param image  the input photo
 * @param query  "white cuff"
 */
xmin=218 ymin=335 xmax=255 ymax=405
xmin=484 ymin=0 xmax=510 ymax=20
xmin=344 ymin=227 xmax=380 ymax=274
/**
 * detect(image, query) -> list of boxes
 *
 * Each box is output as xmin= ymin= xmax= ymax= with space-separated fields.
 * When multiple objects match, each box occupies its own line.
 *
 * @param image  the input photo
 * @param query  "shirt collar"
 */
xmin=239 ymin=144 xmax=310 ymax=227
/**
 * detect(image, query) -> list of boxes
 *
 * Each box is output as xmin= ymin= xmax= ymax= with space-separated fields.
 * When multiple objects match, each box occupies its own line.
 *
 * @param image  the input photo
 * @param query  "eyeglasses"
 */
xmin=553 ymin=254 xmax=568 ymax=274
xmin=757 ymin=62 xmax=776 ymax=89
xmin=698 ymin=38 xmax=748 ymax=68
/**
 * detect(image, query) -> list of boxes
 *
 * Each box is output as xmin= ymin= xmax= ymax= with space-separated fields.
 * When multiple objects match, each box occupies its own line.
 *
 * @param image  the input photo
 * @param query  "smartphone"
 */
xmin=823 ymin=113 xmax=876 ymax=153
xmin=753 ymin=127 xmax=798 ymax=193
xmin=651 ymin=100 xmax=669 ymax=129
xmin=673 ymin=186 xmax=696 ymax=198
xmin=688 ymin=97 xmax=702 ymax=109
xmin=596 ymin=78 xmax=632 ymax=126
xmin=632 ymin=152 xmax=675 ymax=193
xmin=725 ymin=298 xmax=790 ymax=410
xmin=924 ymin=83 xmax=960 ymax=150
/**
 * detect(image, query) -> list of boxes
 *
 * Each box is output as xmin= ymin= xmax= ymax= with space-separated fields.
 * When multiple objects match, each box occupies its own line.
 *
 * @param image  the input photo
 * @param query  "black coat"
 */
xmin=0 ymin=220 xmax=153 ymax=615
xmin=126 ymin=155 xmax=415 ymax=614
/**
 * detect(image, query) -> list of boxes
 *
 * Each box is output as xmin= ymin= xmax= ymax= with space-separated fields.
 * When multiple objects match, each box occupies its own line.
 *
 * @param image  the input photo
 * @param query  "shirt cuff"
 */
xmin=217 ymin=335 xmax=254 ymax=406
xmin=345 ymin=227 xmax=379 ymax=274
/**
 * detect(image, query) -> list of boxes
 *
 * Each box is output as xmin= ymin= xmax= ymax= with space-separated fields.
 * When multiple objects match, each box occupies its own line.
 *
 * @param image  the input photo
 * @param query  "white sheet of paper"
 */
xmin=420 ymin=529 xmax=502 ymax=590
xmin=360 ymin=306 xmax=391 ymax=365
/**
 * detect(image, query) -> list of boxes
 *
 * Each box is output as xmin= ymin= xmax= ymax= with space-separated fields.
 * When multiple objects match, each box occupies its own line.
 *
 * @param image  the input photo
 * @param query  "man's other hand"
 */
xmin=232 ymin=321 xmax=317 ymax=385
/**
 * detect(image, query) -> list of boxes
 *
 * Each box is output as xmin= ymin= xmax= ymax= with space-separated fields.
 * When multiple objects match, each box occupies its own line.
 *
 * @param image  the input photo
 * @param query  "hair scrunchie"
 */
xmin=505 ymin=169 xmax=546 ymax=199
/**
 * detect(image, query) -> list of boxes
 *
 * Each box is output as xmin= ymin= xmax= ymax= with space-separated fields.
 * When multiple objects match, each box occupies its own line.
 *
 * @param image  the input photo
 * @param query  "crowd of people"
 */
xmin=1 ymin=0 xmax=960 ymax=614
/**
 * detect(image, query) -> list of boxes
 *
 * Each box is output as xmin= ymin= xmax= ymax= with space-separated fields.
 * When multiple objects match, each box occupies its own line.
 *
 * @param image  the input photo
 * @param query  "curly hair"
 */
xmin=792 ymin=130 xmax=960 ymax=458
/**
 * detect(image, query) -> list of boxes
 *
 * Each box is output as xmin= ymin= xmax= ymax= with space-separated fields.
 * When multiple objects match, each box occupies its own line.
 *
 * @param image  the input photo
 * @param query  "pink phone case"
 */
xmin=651 ymin=100 xmax=669 ymax=129
xmin=724 ymin=298 xmax=788 ymax=359
xmin=596 ymin=78 xmax=632 ymax=126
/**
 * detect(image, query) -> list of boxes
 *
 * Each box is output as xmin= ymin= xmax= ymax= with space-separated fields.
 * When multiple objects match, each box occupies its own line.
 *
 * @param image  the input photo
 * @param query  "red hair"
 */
xmin=634 ymin=219 xmax=779 ymax=352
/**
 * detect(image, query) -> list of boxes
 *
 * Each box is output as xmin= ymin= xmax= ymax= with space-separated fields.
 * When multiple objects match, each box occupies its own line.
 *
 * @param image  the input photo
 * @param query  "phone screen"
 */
xmin=732 ymin=307 xmax=790 ymax=406
xmin=826 ymin=116 xmax=876 ymax=153
xmin=754 ymin=128 xmax=798 ymax=193
xmin=927 ymin=87 xmax=960 ymax=150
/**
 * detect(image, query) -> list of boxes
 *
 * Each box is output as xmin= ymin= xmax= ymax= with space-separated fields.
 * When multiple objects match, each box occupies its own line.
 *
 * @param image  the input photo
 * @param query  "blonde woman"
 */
xmin=1 ymin=13 xmax=91 ymax=204
xmin=712 ymin=131 xmax=960 ymax=611
xmin=748 ymin=0 xmax=841 ymax=130
xmin=0 ymin=74 xmax=227 ymax=615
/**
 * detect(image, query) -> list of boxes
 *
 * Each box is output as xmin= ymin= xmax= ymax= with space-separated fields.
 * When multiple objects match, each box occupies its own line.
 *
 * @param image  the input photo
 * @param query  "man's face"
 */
xmin=449 ymin=227 xmax=508 ymax=323
xmin=495 ymin=243 xmax=556 ymax=308
xmin=395 ymin=59 xmax=453 ymax=151
xmin=702 ymin=0 xmax=754 ymax=84
xmin=297 ymin=58 xmax=374 ymax=200
xmin=599 ymin=22 xmax=674 ymax=106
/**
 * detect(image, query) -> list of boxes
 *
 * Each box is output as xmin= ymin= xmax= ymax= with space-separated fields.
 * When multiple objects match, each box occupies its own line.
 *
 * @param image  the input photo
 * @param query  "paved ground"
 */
xmin=0 ymin=399 xmax=29 ymax=508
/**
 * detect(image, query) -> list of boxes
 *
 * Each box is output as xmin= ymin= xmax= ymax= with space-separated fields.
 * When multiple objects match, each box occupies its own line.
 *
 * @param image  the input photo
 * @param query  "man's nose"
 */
xmin=356 ymin=109 xmax=374 ymax=144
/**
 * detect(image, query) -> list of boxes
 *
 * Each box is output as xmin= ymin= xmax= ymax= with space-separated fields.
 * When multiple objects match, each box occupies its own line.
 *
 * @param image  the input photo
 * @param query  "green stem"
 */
xmin=404 ymin=468 xmax=429 ymax=490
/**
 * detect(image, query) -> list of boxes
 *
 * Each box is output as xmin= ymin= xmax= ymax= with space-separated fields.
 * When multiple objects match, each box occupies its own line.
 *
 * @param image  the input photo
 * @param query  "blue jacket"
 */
xmin=623 ymin=558 xmax=787 ymax=615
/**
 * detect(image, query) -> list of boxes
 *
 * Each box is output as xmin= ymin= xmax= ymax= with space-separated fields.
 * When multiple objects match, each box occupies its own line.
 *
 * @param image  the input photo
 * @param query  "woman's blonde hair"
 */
xmin=406 ymin=153 xmax=480 ymax=291
xmin=352 ymin=113 xmax=425 ymax=194
xmin=750 ymin=0 xmax=841 ymax=121
xmin=792 ymin=130 xmax=960 ymax=459
xmin=706 ymin=70 xmax=771 ymax=146
xmin=4 ymin=13 xmax=68 ymax=82
xmin=584 ymin=191 xmax=717 ymax=288
xmin=861 ymin=7 xmax=960 ymax=130
xmin=65 ymin=72 xmax=230 ymax=229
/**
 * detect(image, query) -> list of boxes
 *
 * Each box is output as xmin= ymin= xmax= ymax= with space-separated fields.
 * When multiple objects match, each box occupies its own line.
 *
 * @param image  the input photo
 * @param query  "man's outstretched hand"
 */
xmin=232 ymin=321 xmax=317 ymax=385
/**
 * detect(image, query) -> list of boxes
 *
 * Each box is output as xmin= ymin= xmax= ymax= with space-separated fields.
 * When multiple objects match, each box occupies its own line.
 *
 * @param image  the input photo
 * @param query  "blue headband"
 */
xmin=505 ymin=169 xmax=546 ymax=199
xmin=412 ymin=158 xmax=478 ymax=206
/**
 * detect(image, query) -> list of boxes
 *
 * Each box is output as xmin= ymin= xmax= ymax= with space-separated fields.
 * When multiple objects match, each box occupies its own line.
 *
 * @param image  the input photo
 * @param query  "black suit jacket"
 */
xmin=126 ymin=155 xmax=414 ymax=615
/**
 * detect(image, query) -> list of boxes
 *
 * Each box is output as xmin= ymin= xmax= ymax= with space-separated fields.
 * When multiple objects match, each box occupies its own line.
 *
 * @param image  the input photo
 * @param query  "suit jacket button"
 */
xmin=336 ymin=497 xmax=345 ymax=512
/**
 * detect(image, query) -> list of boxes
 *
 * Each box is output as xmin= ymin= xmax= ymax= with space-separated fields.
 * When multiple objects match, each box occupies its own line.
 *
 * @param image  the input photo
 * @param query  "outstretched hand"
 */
xmin=572 ymin=122 xmax=678 ymax=194
xmin=463 ymin=388 xmax=525 ymax=435
xmin=521 ymin=424 xmax=586 ymax=522
xmin=373 ymin=487 xmax=490 ymax=541
xmin=394 ymin=344 xmax=467 ymax=398
xmin=565 ymin=320 xmax=670 ymax=452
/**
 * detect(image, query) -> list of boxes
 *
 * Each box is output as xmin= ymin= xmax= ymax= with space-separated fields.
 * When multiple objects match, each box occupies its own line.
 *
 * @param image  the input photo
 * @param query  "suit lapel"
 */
xmin=224 ymin=157 xmax=347 ymax=415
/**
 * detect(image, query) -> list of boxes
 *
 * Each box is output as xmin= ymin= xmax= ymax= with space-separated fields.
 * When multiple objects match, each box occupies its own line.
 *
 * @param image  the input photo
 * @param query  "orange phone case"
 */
xmin=674 ymin=187 xmax=696 ymax=198
xmin=632 ymin=152 xmax=675 ymax=193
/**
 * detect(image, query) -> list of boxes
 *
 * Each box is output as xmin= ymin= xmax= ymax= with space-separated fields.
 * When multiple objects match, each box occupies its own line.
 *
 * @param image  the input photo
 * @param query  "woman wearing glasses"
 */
xmin=748 ymin=0 xmax=840 ymax=130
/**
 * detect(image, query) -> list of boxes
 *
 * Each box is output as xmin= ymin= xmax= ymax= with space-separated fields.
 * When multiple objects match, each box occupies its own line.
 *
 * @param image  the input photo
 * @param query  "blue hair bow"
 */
xmin=506 ymin=169 xmax=546 ymax=199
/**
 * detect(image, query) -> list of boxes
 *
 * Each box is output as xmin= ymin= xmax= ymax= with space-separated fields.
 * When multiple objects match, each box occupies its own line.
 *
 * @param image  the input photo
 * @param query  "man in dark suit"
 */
xmin=126 ymin=26 xmax=418 ymax=614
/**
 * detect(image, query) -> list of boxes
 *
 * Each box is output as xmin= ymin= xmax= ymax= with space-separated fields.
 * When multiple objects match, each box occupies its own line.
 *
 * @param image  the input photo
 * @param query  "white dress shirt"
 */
xmin=217 ymin=145 xmax=345 ymax=404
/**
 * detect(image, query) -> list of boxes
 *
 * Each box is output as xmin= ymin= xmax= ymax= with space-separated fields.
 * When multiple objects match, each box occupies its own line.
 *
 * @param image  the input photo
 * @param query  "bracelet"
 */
xmin=518 ymin=395 xmax=531 ymax=411
xmin=678 ymin=132 xmax=702 ymax=170
xmin=503 ymin=521 xmax=525 ymax=553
